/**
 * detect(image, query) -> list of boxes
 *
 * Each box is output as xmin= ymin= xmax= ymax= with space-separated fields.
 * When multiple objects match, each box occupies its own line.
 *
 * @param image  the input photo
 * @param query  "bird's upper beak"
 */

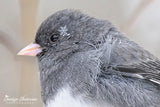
xmin=17 ymin=42 xmax=42 ymax=56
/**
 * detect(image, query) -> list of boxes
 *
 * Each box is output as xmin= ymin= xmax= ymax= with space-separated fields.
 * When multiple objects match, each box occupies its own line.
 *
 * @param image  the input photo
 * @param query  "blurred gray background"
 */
xmin=0 ymin=0 xmax=160 ymax=107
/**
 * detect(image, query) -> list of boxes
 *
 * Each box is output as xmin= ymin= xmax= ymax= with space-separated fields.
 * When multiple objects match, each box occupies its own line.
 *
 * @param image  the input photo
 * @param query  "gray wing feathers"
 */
xmin=103 ymin=30 xmax=160 ymax=84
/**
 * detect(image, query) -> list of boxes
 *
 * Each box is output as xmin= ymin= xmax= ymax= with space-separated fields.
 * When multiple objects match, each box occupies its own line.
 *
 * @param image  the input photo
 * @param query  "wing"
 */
xmin=101 ymin=29 xmax=160 ymax=84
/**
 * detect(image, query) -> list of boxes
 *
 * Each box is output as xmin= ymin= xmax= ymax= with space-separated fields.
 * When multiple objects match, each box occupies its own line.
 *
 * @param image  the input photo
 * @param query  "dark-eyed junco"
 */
xmin=18 ymin=9 xmax=160 ymax=107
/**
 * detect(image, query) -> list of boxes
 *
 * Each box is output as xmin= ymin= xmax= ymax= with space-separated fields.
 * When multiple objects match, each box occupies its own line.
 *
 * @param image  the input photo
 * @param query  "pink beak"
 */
xmin=17 ymin=42 xmax=42 ymax=56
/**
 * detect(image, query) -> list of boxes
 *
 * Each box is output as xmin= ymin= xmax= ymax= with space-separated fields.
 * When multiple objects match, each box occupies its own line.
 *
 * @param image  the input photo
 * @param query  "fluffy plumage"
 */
xmin=35 ymin=9 xmax=160 ymax=107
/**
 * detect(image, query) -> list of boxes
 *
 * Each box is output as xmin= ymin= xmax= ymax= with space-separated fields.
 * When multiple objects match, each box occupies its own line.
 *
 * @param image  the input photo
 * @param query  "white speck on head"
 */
xmin=58 ymin=25 xmax=70 ymax=37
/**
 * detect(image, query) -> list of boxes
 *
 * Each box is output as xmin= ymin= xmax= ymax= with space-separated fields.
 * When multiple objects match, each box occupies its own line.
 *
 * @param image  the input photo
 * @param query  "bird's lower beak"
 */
xmin=17 ymin=42 xmax=42 ymax=56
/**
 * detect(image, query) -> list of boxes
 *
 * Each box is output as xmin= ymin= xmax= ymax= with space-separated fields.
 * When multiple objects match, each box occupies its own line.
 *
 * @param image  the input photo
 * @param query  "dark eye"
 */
xmin=50 ymin=33 xmax=59 ymax=42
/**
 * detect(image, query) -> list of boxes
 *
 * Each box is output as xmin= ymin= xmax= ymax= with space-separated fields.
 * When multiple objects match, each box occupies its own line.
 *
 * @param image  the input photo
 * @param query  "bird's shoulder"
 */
xmin=100 ymin=29 xmax=160 ymax=85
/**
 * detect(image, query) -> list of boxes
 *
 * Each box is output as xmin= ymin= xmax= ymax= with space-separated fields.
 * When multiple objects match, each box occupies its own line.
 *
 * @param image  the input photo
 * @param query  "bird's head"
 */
xmin=18 ymin=9 xmax=112 ymax=62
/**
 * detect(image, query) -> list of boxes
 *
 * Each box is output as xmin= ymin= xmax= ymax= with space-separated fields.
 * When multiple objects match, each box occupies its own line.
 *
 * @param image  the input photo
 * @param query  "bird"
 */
xmin=17 ymin=9 xmax=160 ymax=107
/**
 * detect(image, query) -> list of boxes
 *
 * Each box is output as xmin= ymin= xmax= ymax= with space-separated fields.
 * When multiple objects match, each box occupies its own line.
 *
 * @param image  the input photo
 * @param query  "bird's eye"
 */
xmin=50 ymin=33 xmax=59 ymax=42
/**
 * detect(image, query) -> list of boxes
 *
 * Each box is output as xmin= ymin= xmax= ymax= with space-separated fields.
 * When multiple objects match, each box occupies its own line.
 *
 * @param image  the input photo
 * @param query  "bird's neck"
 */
xmin=38 ymin=55 xmax=69 ymax=104
xmin=38 ymin=50 xmax=102 ymax=105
